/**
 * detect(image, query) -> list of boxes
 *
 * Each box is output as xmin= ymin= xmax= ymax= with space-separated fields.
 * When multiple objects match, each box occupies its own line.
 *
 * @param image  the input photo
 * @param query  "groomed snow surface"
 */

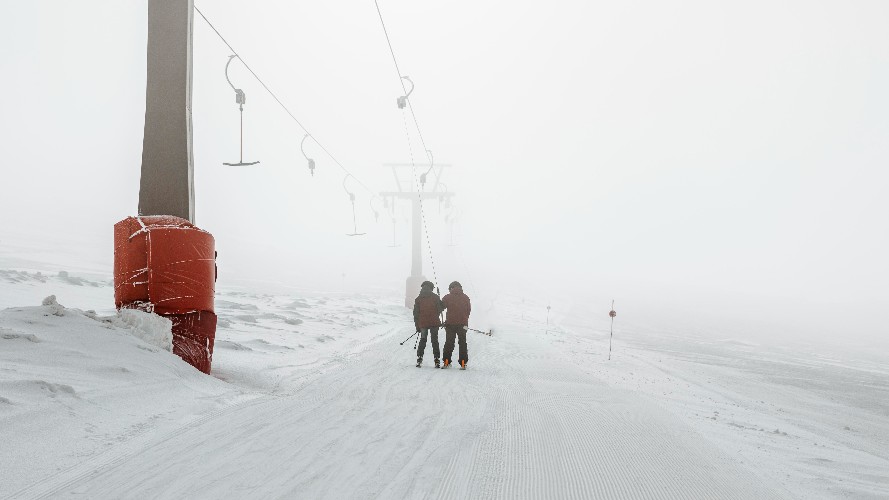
xmin=1 ymin=263 xmax=887 ymax=499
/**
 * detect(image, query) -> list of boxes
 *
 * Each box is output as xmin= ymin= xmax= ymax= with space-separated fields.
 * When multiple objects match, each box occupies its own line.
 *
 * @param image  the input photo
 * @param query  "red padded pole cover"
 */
xmin=168 ymin=311 xmax=218 ymax=375
xmin=114 ymin=216 xmax=215 ymax=313
xmin=114 ymin=216 xmax=217 ymax=373
xmin=114 ymin=217 xmax=151 ymax=307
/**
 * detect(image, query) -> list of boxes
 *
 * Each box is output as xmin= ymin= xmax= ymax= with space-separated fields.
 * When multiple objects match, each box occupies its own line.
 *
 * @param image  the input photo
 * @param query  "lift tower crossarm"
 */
xmin=379 ymin=192 xmax=454 ymax=199
xmin=382 ymin=164 xmax=455 ymax=307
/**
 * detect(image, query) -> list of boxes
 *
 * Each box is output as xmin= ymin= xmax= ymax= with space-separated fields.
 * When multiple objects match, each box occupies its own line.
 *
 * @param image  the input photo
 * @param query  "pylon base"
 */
xmin=114 ymin=216 xmax=216 ymax=373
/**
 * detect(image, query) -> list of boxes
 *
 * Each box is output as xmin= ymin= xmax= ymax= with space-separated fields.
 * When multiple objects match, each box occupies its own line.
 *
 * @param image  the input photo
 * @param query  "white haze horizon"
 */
xmin=2 ymin=1 xmax=887 ymax=349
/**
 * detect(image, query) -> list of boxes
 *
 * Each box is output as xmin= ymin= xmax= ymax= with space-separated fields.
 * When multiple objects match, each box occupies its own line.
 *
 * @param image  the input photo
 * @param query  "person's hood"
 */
xmin=418 ymin=288 xmax=438 ymax=298
xmin=447 ymin=286 xmax=464 ymax=295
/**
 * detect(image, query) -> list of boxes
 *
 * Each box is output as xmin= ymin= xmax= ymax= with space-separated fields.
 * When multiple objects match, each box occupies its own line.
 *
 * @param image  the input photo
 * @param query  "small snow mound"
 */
xmin=41 ymin=295 xmax=66 ymax=316
xmin=111 ymin=309 xmax=173 ymax=352
xmin=284 ymin=300 xmax=311 ymax=309
xmin=4 ymin=380 xmax=79 ymax=398
xmin=40 ymin=381 xmax=77 ymax=396
xmin=1 ymin=332 xmax=41 ymax=343
xmin=215 ymin=340 xmax=253 ymax=351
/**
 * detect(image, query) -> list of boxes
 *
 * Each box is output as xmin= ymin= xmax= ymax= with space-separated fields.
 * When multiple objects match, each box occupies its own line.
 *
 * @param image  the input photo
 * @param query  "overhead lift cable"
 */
xmin=373 ymin=0 xmax=434 ymax=174
xmin=399 ymin=88 xmax=440 ymax=288
xmin=194 ymin=5 xmax=375 ymax=195
xmin=374 ymin=0 xmax=450 ymax=288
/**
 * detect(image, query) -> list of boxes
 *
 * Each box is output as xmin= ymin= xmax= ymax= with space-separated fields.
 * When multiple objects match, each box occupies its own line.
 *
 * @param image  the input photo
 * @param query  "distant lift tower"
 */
xmin=381 ymin=164 xmax=454 ymax=308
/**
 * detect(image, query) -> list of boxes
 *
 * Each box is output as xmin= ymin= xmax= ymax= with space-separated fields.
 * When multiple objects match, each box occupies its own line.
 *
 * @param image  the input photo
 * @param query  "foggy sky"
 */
xmin=2 ymin=0 xmax=887 ymax=346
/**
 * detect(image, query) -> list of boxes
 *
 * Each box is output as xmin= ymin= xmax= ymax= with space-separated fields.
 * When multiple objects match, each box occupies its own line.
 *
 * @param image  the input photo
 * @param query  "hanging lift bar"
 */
xmin=419 ymin=149 xmax=434 ymax=188
xmin=223 ymin=55 xmax=260 ymax=166
xmin=385 ymin=196 xmax=400 ymax=247
xmin=300 ymin=133 xmax=315 ymax=176
xmin=369 ymin=195 xmax=381 ymax=223
xmin=396 ymin=76 xmax=414 ymax=109
xmin=343 ymin=174 xmax=366 ymax=236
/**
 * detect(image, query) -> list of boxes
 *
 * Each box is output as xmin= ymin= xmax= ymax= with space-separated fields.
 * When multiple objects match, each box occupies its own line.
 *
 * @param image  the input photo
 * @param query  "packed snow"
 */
xmin=1 ymin=253 xmax=887 ymax=499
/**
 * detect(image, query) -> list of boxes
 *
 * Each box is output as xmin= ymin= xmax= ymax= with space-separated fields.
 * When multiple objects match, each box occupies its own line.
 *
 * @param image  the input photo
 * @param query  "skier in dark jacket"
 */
xmin=441 ymin=281 xmax=471 ymax=369
xmin=413 ymin=280 xmax=443 ymax=368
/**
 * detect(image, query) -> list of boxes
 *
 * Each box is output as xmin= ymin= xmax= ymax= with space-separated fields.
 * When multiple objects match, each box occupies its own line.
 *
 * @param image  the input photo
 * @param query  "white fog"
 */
xmin=1 ymin=1 xmax=887 ymax=498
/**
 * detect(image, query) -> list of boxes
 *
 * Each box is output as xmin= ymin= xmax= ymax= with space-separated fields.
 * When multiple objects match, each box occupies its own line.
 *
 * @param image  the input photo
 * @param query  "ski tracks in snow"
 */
xmin=17 ymin=320 xmax=789 ymax=499
xmin=5 ymin=392 xmax=273 ymax=500
xmin=439 ymin=326 xmax=786 ymax=500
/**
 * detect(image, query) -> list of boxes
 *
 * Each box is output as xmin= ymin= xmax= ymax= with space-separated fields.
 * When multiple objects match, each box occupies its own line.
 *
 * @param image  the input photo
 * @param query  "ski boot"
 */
xmin=434 ymin=359 xmax=440 ymax=369
xmin=460 ymin=360 xmax=467 ymax=370
xmin=416 ymin=357 xmax=422 ymax=368
xmin=442 ymin=359 xmax=451 ymax=369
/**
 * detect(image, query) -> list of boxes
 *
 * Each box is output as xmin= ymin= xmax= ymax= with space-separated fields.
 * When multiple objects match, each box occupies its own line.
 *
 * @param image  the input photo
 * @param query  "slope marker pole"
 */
xmin=608 ymin=300 xmax=617 ymax=360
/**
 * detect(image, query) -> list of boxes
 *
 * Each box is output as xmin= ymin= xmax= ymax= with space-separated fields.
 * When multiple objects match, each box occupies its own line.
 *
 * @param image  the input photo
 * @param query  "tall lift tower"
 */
xmin=381 ymin=164 xmax=454 ymax=307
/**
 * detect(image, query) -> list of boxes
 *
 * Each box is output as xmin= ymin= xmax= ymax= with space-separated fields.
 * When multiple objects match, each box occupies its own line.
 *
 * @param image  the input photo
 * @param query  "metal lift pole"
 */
xmin=139 ymin=0 xmax=195 ymax=222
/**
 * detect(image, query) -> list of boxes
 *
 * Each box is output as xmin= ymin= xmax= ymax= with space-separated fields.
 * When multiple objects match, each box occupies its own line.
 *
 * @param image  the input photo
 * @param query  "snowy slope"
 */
xmin=0 ymin=295 xmax=247 ymax=497
xmin=1 ymin=256 xmax=888 ymax=499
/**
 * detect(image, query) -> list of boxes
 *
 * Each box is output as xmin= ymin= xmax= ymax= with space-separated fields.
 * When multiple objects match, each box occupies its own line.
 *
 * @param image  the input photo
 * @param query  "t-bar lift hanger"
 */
xmin=384 ymin=197 xmax=400 ymax=247
xmin=223 ymin=55 xmax=260 ymax=166
xmin=419 ymin=149 xmax=434 ymax=188
xmin=343 ymin=174 xmax=366 ymax=236
xmin=369 ymin=195 xmax=381 ymax=223
xmin=300 ymin=134 xmax=315 ymax=176
xmin=397 ymin=76 xmax=414 ymax=109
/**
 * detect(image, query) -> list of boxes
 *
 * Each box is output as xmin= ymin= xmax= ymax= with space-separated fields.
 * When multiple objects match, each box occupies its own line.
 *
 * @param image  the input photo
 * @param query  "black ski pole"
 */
xmin=608 ymin=300 xmax=616 ymax=360
xmin=400 ymin=330 xmax=419 ymax=345
xmin=467 ymin=327 xmax=493 ymax=336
